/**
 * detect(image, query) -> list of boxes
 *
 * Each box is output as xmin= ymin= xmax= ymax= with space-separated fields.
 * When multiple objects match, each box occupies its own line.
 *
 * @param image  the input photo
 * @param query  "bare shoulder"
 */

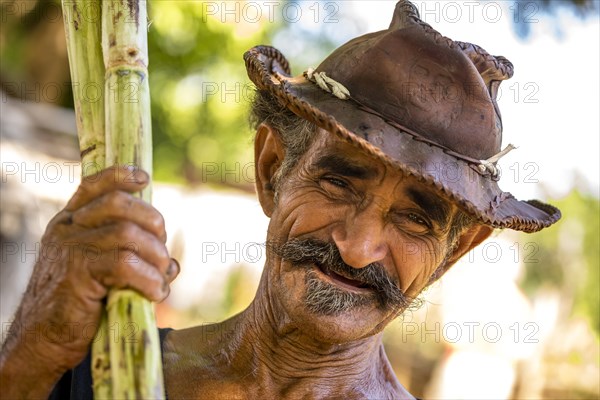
xmin=162 ymin=323 xmax=252 ymax=399
xmin=162 ymin=324 xmax=227 ymax=377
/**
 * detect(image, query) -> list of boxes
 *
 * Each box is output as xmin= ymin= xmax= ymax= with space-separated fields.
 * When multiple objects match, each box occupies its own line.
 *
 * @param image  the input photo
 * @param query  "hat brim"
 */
xmin=245 ymin=45 xmax=561 ymax=233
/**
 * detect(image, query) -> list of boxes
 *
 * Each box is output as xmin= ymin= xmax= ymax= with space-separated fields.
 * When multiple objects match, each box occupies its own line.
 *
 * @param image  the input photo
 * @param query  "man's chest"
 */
xmin=162 ymin=358 xmax=400 ymax=400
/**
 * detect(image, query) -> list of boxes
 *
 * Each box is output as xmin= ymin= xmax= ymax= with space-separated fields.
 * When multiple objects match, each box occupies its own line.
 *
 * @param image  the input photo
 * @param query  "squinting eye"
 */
xmin=323 ymin=177 xmax=348 ymax=188
xmin=408 ymin=213 xmax=429 ymax=227
xmin=393 ymin=212 xmax=432 ymax=234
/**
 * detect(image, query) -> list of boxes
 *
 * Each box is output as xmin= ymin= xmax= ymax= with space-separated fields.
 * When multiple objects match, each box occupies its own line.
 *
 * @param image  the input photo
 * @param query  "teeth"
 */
xmin=332 ymin=271 xmax=365 ymax=288
xmin=320 ymin=264 xmax=333 ymax=276
xmin=316 ymin=263 xmax=369 ymax=289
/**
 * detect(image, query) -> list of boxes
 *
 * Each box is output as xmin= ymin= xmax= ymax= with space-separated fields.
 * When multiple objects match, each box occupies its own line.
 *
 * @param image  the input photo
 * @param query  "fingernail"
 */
xmin=171 ymin=259 xmax=180 ymax=275
xmin=166 ymin=259 xmax=179 ymax=278
xmin=134 ymin=170 xmax=149 ymax=184
xmin=161 ymin=281 xmax=170 ymax=298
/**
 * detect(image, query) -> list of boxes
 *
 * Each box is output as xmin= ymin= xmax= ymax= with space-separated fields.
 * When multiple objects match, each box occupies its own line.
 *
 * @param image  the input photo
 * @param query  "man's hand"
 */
xmin=0 ymin=166 xmax=179 ymax=398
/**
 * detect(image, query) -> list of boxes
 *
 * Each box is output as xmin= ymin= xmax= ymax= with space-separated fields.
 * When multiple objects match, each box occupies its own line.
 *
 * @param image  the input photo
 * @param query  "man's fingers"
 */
xmin=166 ymin=258 xmax=180 ymax=282
xmin=71 ymin=222 xmax=171 ymax=276
xmin=71 ymin=191 xmax=167 ymax=243
xmin=88 ymin=250 xmax=168 ymax=302
xmin=65 ymin=166 xmax=149 ymax=212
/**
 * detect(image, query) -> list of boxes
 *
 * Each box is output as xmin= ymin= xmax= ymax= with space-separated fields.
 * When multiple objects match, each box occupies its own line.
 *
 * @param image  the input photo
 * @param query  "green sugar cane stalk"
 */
xmin=62 ymin=0 xmax=164 ymax=398
xmin=101 ymin=0 xmax=164 ymax=398
xmin=61 ymin=1 xmax=112 ymax=398
xmin=61 ymin=0 xmax=106 ymax=172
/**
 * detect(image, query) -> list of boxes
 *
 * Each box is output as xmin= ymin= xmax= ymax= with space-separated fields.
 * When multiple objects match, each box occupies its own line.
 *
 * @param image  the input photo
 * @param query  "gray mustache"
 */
xmin=268 ymin=238 xmax=411 ymax=310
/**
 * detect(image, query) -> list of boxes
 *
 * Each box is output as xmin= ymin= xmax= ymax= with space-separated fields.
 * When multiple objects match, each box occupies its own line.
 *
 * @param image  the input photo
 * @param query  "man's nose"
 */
xmin=331 ymin=206 xmax=389 ymax=269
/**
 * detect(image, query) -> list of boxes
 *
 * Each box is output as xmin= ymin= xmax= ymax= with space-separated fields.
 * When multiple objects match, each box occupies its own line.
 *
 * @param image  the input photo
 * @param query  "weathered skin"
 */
xmin=0 ymin=125 xmax=492 ymax=399
xmin=163 ymin=124 xmax=492 ymax=399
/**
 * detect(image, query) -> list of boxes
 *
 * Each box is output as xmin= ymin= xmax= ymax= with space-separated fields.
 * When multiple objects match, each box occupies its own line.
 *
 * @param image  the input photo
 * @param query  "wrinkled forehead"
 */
xmin=303 ymin=130 xmax=388 ymax=179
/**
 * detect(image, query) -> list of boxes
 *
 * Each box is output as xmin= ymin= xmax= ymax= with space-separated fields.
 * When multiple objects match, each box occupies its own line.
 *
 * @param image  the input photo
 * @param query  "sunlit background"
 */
xmin=1 ymin=0 xmax=599 ymax=398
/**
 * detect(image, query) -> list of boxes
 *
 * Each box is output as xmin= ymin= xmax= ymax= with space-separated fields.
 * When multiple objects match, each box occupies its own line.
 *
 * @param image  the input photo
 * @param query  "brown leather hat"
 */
xmin=244 ymin=0 xmax=560 ymax=233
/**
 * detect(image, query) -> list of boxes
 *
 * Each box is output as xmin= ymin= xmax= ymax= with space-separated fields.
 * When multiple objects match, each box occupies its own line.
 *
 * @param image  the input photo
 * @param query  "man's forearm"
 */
xmin=0 ymin=319 xmax=69 ymax=399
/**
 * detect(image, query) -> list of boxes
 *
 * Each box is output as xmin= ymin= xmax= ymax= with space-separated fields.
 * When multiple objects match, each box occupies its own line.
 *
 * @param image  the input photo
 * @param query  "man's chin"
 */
xmin=293 ymin=299 xmax=392 ymax=344
xmin=273 ymin=260 xmax=402 ymax=342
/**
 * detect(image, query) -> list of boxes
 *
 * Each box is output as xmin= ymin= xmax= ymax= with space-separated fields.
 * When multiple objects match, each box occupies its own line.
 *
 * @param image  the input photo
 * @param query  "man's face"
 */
xmin=262 ymin=129 xmax=463 ymax=343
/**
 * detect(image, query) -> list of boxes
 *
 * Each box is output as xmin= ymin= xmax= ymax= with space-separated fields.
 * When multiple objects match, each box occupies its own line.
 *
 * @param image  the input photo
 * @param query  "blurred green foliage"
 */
xmin=3 ymin=0 xmax=596 ymax=185
xmin=147 ymin=1 xmax=273 ymax=185
xmin=0 ymin=0 xmax=342 ymax=186
xmin=143 ymin=0 xmax=344 ymax=185
xmin=519 ymin=187 xmax=600 ymax=336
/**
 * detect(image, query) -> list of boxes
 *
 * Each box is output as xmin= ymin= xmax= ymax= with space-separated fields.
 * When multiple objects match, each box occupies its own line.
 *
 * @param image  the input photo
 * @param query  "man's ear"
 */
xmin=254 ymin=122 xmax=285 ymax=217
xmin=430 ymin=224 xmax=494 ymax=283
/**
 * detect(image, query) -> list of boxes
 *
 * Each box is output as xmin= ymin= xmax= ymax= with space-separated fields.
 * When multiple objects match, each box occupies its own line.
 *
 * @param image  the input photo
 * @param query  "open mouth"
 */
xmin=315 ymin=262 xmax=372 ymax=292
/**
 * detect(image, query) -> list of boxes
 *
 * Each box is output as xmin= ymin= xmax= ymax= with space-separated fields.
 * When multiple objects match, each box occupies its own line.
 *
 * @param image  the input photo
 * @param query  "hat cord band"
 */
xmin=306 ymin=68 xmax=351 ymax=100
xmin=304 ymin=68 xmax=516 ymax=180
xmin=477 ymin=144 xmax=517 ymax=176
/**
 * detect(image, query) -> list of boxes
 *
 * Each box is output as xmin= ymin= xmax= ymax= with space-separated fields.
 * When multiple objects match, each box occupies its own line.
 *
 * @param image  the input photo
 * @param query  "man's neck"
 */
xmin=164 ymin=280 xmax=412 ymax=399
xmin=238 ymin=291 xmax=386 ymax=391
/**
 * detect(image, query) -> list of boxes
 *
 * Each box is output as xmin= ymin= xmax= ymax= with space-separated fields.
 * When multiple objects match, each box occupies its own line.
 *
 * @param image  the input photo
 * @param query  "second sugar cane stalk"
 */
xmin=93 ymin=1 xmax=165 ymax=398
xmin=61 ymin=0 xmax=110 ymax=397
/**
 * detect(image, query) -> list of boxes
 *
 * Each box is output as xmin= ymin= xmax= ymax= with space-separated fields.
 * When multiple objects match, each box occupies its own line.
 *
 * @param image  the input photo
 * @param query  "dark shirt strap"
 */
xmin=48 ymin=327 xmax=173 ymax=400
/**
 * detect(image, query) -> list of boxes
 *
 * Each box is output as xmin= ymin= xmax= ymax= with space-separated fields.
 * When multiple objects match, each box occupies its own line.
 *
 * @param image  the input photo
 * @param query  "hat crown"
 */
xmin=315 ymin=0 xmax=513 ymax=160
xmin=243 ymin=0 xmax=561 ymax=232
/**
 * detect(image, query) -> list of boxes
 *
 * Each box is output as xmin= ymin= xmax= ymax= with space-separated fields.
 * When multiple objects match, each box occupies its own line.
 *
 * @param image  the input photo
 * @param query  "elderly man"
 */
xmin=1 ymin=1 xmax=560 ymax=398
